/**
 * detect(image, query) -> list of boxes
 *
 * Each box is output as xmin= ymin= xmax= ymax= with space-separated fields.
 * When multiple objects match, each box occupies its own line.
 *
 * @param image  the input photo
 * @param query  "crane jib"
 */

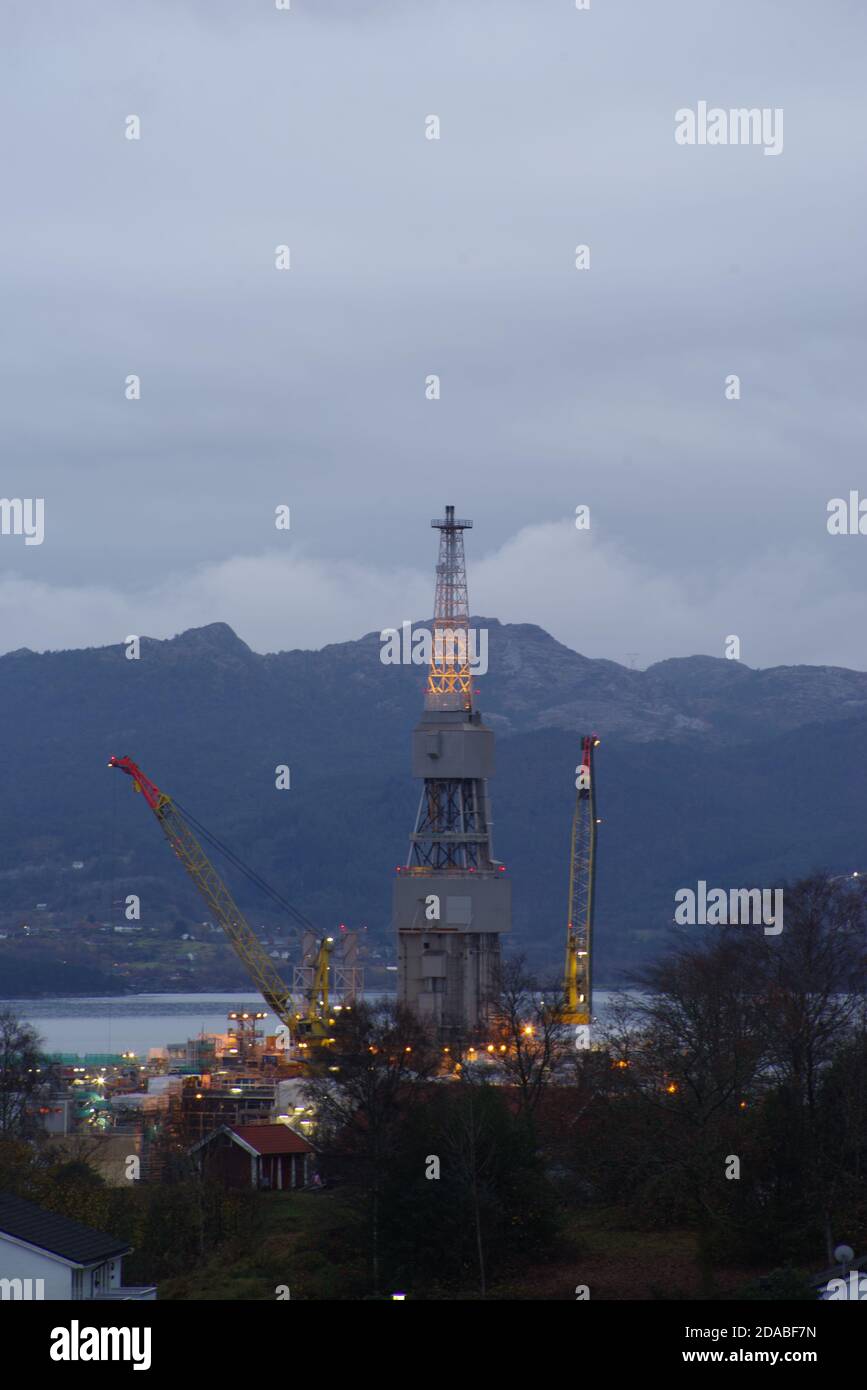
xmin=108 ymin=752 xmax=335 ymax=1048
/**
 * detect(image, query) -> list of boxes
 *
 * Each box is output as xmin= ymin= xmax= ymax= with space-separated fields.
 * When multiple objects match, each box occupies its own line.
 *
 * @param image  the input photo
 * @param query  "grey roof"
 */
xmin=0 ymin=1193 xmax=130 ymax=1266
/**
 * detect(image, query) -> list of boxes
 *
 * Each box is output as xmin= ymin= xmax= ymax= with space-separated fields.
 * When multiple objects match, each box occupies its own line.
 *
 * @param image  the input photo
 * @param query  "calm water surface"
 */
xmin=7 ymin=990 xmax=626 ymax=1055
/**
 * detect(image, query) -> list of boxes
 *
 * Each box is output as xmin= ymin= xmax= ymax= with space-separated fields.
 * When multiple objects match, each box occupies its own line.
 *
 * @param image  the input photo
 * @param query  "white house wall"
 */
xmin=0 ymin=1238 xmax=72 ymax=1299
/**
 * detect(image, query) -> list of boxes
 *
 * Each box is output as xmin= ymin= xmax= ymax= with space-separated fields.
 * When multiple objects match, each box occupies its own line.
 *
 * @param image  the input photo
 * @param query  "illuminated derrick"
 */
xmin=564 ymin=735 xmax=601 ymax=1029
xmin=395 ymin=506 xmax=510 ymax=1038
xmin=408 ymin=507 xmax=493 ymax=873
xmin=426 ymin=506 xmax=473 ymax=709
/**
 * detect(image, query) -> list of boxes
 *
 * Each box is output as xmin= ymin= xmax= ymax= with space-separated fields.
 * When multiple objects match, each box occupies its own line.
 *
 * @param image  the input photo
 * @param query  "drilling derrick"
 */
xmin=394 ymin=505 xmax=510 ymax=1038
xmin=426 ymin=506 xmax=473 ymax=713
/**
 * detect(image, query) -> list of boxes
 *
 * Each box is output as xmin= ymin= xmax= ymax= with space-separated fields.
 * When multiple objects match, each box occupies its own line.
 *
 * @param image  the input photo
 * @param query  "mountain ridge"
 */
xmin=1 ymin=618 xmax=864 ymax=989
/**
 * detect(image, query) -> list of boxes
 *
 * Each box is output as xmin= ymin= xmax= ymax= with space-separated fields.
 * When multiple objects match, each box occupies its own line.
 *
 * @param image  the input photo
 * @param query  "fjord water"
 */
xmin=10 ymin=990 xmax=625 ymax=1055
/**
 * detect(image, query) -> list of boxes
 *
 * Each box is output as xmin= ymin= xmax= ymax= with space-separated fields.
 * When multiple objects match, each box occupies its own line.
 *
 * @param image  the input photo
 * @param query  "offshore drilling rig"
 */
xmin=394 ymin=505 xmax=510 ymax=1039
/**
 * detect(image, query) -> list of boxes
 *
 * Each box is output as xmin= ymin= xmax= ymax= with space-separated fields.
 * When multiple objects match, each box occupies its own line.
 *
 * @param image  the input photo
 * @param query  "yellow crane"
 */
xmin=311 ymin=935 xmax=334 ymax=1015
xmin=109 ymin=755 xmax=337 ymax=1049
xmin=564 ymin=735 xmax=601 ymax=1030
xmin=295 ymin=936 xmax=337 ymax=1046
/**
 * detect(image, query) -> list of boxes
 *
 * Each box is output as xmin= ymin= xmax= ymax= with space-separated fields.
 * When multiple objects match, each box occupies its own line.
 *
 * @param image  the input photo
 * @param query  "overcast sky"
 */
xmin=1 ymin=0 xmax=865 ymax=669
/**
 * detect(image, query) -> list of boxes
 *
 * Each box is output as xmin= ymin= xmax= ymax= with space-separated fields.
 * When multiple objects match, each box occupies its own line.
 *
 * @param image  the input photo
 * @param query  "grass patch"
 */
xmin=158 ymin=1191 xmax=367 ymax=1301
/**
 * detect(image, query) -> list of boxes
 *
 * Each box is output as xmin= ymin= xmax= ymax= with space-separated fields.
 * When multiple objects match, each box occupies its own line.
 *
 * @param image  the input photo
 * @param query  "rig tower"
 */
xmin=394 ymin=505 xmax=510 ymax=1037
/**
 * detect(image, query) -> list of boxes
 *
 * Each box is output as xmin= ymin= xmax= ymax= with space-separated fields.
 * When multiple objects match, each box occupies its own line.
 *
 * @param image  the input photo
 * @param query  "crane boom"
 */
xmin=108 ymin=754 xmax=333 ymax=1045
xmin=564 ymin=735 xmax=600 ymax=1029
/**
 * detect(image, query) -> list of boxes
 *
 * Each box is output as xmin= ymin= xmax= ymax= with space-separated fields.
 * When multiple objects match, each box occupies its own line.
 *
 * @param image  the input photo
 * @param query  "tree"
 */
xmin=0 ymin=1006 xmax=48 ymax=1138
xmin=584 ymin=875 xmax=867 ymax=1271
xmin=748 ymin=873 xmax=867 ymax=1260
xmin=445 ymin=1067 xmax=496 ymax=1295
xmin=377 ymin=1072 xmax=561 ymax=1296
xmin=751 ymin=873 xmax=867 ymax=1111
xmin=492 ymin=954 xmax=566 ymax=1138
xmin=585 ymin=933 xmax=768 ymax=1287
xmin=303 ymin=1000 xmax=439 ymax=1293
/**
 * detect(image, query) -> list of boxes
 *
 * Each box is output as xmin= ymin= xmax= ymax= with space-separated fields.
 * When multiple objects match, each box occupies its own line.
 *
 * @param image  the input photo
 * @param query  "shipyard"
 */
xmin=4 ymin=505 xmax=601 ymax=1186
xmin=1 ymin=2 xmax=865 ymax=1355
xmin=3 ymin=500 xmax=866 ymax=1314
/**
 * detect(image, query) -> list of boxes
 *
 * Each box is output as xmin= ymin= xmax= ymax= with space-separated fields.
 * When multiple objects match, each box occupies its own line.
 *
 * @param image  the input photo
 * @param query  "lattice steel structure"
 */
xmin=395 ymin=505 xmax=510 ymax=1038
xmin=409 ymin=506 xmax=492 ymax=871
xmin=426 ymin=505 xmax=473 ymax=710
xmin=294 ymin=930 xmax=364 ymax=1005
xmin=409 ymin=777 xmax=494 ymax=873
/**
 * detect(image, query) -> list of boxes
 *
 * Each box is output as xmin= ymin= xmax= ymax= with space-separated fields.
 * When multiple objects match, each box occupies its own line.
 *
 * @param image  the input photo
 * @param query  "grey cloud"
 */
xmin=0 ymin=0 xmax=864 ymax=667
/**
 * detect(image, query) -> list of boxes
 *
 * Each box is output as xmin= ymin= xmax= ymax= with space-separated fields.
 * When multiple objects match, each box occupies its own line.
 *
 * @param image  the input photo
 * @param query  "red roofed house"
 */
xmin=191 ymin=1124 xmax=315 ymax=1191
